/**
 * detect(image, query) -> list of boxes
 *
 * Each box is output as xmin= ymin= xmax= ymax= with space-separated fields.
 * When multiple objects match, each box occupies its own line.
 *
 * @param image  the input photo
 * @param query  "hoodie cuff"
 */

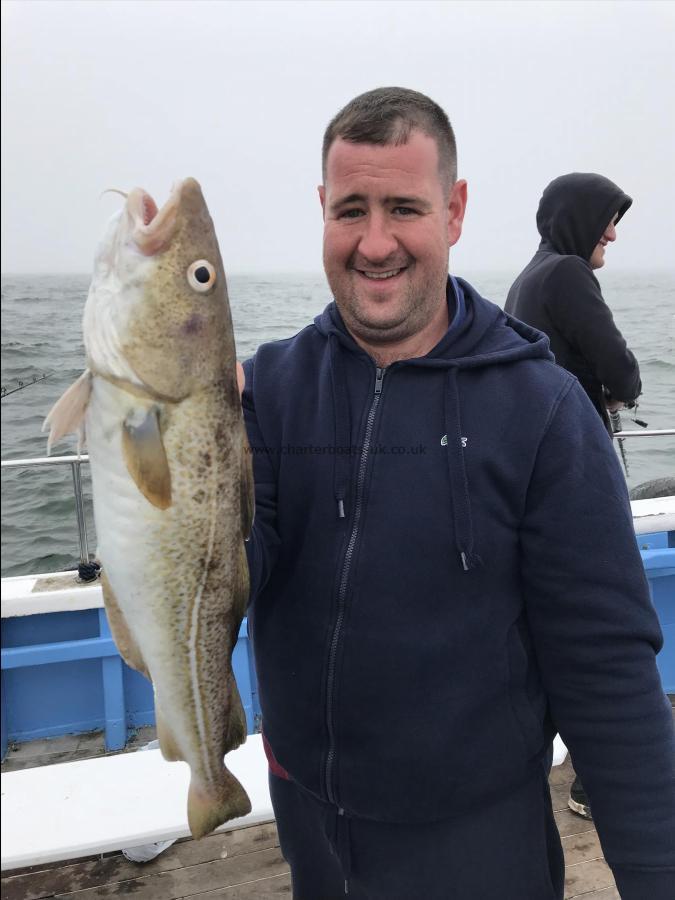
xmin=611 ymin=865 xmax=675 ymax=900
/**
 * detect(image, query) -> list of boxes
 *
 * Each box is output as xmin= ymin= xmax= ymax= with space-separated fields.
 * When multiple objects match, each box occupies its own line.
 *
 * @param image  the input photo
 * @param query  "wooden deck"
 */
xmin=5 ymin=717 xmax=672 ymax=900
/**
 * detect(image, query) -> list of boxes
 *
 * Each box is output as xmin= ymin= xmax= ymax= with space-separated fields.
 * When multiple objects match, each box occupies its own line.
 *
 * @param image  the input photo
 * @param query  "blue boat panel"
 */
xmin=1 ymin=536 xmax=669 ymax=753
xmin=2 ymin=609 xmax=99 ymax=648
xmin=122 ymin=665 xmax=155 ymax=725
xmin=636 ymin=531 xmax=669 ymax=551
xmin=656 ymin=626 xmax=675 ymax=694
xmin=3 ymin=658 xmax=105 ymax=742
xmin=1 ymin=609 xmax=260 ymax=756
xmin=640 ymin=544 xmax=675 ymax=693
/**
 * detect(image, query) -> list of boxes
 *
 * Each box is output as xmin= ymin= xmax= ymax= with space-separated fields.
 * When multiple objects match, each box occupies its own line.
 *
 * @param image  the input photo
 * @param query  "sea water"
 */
xmin=1 ymin=271 xmax=673 ymax=576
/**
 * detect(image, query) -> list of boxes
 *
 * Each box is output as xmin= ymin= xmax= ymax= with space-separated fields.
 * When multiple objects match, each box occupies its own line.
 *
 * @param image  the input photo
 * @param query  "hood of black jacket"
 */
xmin=536 ymin=173 xmax=632 ymax=261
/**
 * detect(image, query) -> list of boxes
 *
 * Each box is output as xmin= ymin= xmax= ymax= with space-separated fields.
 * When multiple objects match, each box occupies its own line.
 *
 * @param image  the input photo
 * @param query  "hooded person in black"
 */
xmin=505 ymin=173 xmax=641 ymax=435
xmin=507 ymin=174 xmax=642 ymax=825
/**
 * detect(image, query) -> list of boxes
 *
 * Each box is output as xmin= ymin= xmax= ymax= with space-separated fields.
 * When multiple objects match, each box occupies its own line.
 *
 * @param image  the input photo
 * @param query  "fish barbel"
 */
xmin=44 ymin=178 xmax=254 ymax=838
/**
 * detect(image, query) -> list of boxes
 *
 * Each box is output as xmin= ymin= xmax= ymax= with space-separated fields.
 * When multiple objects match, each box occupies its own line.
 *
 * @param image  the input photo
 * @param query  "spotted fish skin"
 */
xmin=45 ymin=179 xmax=253 ymax=838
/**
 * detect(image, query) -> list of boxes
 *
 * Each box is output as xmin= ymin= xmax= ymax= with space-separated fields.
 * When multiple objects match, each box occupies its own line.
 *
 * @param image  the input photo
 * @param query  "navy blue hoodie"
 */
xmin=243 ymin=277 xmax=675 ymax=897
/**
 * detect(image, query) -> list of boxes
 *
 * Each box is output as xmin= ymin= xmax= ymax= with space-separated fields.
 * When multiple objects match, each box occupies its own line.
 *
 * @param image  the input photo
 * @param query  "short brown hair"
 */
xmin=322 ymin=87 xmax=457 ymax=189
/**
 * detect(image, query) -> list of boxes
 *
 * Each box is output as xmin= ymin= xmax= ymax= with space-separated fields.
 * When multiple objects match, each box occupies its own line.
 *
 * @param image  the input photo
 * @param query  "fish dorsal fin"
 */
xmin=42 ymin=370 xmax=92 ymax=453
xmin=122 ymin=405 xmax=172 ymax=509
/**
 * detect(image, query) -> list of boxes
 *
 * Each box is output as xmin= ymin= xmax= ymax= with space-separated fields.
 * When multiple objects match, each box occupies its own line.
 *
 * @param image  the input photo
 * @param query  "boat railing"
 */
xmin=2 ymin=430 xmax=675 ymax=570
xmin=1 ymin=454 xmax=92 ymax=567
xmin=613 ymin=429 xmax=675 ymax=438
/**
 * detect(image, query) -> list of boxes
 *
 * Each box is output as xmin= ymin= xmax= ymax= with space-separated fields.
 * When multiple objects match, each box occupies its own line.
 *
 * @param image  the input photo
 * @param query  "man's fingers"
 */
xmin=236 ymin=361 xmax=245 ymax=397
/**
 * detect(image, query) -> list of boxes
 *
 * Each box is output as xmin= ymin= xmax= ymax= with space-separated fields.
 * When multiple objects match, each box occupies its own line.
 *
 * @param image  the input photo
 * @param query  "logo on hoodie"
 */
xmin=441 ymin=434 xmax=468 ymax=448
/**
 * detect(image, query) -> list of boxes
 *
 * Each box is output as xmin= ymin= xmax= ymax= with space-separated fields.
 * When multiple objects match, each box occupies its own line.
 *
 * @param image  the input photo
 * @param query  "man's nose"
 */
xmin=357 ymin=213 xmax=398 ymax=262
xmin=606 ymin=223 xmax=617 ymax=242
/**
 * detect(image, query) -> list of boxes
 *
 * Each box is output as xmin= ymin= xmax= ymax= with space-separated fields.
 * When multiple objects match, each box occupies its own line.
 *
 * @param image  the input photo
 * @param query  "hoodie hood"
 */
xmin=314 ymin=276 xmax=552 ymax=371
xmin=536 ymin=173 xmax=632 ymax=261
xmin=314 ymin=277 xmax=553 ymax=571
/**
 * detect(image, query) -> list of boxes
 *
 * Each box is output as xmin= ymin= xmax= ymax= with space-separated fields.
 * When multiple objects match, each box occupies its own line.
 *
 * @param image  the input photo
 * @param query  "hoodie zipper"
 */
xmin=325 ymin=365 xmax=385 ymax=804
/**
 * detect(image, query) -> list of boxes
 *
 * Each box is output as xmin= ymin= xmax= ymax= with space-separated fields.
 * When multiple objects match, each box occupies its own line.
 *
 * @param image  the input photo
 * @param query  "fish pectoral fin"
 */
xmin=122 ymin=405 xmax=172 ymax=509
xmin=155 ymin=703 xmax=184 ymax=762
xmin=101 ymin=571 xmax=150 ymax=678
xmin=240 ymin=431 xmax=255 ymax=539
xmin=43 ymin=370 xmax=92 ymax=453
xmin=187 ymin=769 xmax=252 ymax=839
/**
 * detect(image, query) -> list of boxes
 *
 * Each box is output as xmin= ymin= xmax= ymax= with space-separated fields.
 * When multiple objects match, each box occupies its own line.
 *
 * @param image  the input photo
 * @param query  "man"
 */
xmin=505 ymin=172 xmax=641 ymax=436
xmin=241 ymin=89 xmax=675 ymax=899
xmin=505 ymin=173 xmax=643 ymax=822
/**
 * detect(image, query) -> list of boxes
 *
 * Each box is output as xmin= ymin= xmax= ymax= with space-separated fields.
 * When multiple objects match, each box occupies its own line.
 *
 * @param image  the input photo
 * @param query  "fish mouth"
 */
xmin=126 ymin=180 xmax=186 ymax=256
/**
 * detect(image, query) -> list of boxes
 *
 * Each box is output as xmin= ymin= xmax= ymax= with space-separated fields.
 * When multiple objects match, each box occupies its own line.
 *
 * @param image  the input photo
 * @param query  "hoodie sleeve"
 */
xmin=242 ymin=355 xmax=280 ymax=603
xmin=544 ymin=257 xmax=641 ymax=403
xmin=520 ymin=378 xmax=675 ymax=898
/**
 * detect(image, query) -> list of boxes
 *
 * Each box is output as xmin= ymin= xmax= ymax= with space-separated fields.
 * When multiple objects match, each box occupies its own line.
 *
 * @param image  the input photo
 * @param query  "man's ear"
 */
xmin=318 ymin=185 xmax=326 ymax=220
xmin=447 ymin=179 xmax=468 ymax=248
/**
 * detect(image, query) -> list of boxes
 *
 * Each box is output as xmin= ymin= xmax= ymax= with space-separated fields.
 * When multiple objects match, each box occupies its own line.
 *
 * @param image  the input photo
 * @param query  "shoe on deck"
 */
xmin=568 ymin=776 xmax=593 ymax=820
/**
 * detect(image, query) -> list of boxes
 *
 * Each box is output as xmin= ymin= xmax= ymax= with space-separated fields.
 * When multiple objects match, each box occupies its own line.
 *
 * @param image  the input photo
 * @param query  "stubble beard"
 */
xmin=330 ymin=265 xmax=449 ymax=353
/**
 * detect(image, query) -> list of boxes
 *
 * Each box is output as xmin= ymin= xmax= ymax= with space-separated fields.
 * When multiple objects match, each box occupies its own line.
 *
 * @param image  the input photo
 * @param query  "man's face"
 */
xmin=319 ymin=131 xmax=467 ymax=351
xmin=590 ymin=215 xmax=618 ymax=270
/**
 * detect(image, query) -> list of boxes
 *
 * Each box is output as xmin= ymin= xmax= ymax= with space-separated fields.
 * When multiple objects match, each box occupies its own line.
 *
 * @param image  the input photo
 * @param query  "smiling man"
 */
xmin=505 ymin=173 xmax=642 ymax=435
xmin=319 ymin=127 xmax=466 ymax=364
xmin=241 ymin=90 xmax=675 ymax=899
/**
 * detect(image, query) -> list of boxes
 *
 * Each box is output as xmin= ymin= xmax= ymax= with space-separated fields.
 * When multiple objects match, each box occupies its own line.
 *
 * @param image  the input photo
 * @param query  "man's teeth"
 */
xmin=361 ymin=269 xmax=402 ymax=280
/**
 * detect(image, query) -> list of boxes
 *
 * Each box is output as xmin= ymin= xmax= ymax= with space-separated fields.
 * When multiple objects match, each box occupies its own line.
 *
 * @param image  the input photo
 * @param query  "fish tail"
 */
xmin=187 ymin=768 xmax=252 ymax=839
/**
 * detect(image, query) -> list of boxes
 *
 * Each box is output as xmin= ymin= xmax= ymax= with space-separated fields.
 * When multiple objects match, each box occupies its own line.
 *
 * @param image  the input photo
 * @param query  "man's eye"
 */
xmin=394 ymin=206 xmax=417 ymax=216
xmin=339 ymin=209 xmax=364 ymax=219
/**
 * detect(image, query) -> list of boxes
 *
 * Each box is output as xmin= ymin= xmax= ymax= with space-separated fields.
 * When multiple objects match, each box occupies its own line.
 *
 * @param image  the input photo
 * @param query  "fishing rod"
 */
xmin=1 ymin=371 xmax=53 ymax=399
xmin=609 ymin=402 xmax=649 ymax=478
xmin=610 ymin=409 xmax=630 ymax=476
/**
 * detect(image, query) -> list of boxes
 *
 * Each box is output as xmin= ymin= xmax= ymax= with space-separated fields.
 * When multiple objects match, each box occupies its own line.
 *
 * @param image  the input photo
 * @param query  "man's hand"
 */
xmin=606 ymin=398 xmax=624 ymax=413
xmin=237 ymin=361 xmax=245 ymax=398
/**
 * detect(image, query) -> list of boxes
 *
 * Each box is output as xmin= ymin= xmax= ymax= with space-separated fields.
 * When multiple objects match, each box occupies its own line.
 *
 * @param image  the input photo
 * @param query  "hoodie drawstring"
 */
xmin=329 ymin=335 xmax=351 ymax=519
xmin=324 ymin=804 xmax=352 ymax=894
xmin=445 ymin=369 xmax=482 ymax=572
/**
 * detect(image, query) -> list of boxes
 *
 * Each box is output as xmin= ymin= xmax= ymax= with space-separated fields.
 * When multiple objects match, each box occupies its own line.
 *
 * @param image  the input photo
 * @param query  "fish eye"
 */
xmin=187 ymin=260 xmax=216 ymax=293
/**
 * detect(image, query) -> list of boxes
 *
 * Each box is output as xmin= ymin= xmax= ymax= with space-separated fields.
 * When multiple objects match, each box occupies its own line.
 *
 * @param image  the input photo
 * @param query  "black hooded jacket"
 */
xmin=505 ymin=173 xmax=641 ymax=433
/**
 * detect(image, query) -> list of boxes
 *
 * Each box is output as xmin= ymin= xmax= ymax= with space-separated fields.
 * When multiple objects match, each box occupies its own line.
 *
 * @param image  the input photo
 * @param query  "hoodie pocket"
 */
xmin=506 ymin=618 xmax=547 ymax=758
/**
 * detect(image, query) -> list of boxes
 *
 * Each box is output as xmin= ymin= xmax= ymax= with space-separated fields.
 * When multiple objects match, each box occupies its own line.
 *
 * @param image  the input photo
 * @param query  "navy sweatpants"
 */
xmin=270 ymin=771 xmax=564 ymax=900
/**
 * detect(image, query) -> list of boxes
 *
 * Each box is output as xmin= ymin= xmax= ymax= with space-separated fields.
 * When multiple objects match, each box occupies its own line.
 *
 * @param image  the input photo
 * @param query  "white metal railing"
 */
xmin=1 ymin=431 xmax=674 ymax=571
xmin=613 ymin=429 xmax=675 ymax=438
xmin=1 ymin=455 xmax=91 ymax=566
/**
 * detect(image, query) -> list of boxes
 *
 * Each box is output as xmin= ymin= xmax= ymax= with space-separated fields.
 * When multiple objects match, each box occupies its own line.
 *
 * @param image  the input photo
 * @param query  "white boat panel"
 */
xmin=0 ymin=733 xmax=271 ymax=870
xmin=1 ymin=571 xmax=104 ymax=618
xmin=630 ymin=496 xmax=675 ymax=535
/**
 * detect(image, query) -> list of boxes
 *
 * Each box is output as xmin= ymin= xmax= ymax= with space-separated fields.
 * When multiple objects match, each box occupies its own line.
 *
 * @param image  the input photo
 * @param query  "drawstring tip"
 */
xmin=344 ymin=879 xmax=349 ymax=895
xmin=337 ymin=499 xmax=345 ymax=519
xmin=460 ymin=551 xmax=482 ymax=572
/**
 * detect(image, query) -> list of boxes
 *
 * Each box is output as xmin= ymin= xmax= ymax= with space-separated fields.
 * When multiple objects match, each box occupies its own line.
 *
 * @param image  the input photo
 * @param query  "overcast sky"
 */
xmin=2 ymin=0 xmax=674 ymax=275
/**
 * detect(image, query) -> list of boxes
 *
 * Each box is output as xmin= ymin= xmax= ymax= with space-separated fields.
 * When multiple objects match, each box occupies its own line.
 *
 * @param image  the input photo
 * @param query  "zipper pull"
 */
xmin=374 ymin=367 xmax=385 ymax=395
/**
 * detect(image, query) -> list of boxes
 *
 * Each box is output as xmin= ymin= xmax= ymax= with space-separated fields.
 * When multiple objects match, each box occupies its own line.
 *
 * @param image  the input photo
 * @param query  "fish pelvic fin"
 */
xmin=187 ymin=768 xmax=252 ymax=839
xmin=122 ymin=405 xmax=172 ymax=509
xmin=100 ymin=571 xmax=150 ymax=678
xmin=225 ymin=673 xmax=248 ymax=752
xmin=240 ymin=430 xmax=254 ymax=539
xmin=233 ymin=542 xmax=250 ymax=624
xmin=42 ymin=370 xmax=92 ymax=453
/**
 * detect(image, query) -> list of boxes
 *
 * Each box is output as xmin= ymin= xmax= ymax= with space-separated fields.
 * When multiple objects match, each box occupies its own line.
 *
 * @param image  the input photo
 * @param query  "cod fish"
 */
xmin=44 ymin=178 xmax=254 ymax=838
